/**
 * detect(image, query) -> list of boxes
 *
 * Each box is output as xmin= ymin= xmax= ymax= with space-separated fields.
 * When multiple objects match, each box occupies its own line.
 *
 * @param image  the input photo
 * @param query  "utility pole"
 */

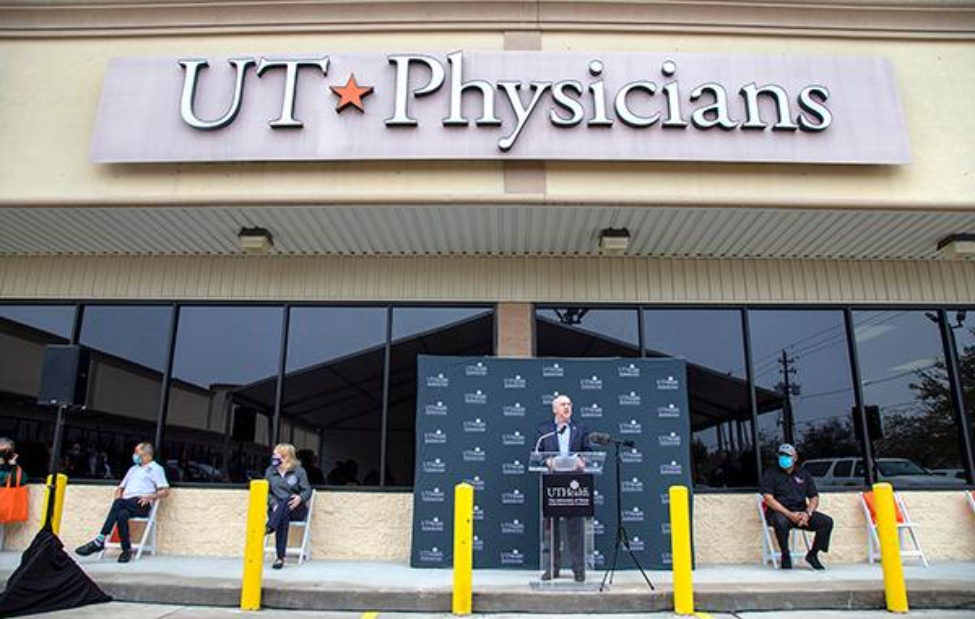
xmin=776 ymin=350 xmax=800 ymax=445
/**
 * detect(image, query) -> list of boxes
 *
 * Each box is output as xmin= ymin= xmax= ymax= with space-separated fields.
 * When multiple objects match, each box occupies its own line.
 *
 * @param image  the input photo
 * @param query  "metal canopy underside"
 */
xmin=0 ymin=205 xmax=972 ymax=260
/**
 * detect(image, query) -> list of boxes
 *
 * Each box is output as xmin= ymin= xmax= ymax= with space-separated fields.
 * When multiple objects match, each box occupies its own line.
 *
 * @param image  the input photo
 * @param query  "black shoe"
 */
xmin=806 ymin=551 xmax=825 ymax=571
xmin=780 ymin=556 xmax=793 ymax=570
xmin=272 ymin=558 xmax=285 ymax=570
xmin=75 ymin=541 xmax=104 ymax=557
xmin=574 ymin=572 xmax=585 ymax=583
xmin=117 ymin=550 xmax=132 ymax=563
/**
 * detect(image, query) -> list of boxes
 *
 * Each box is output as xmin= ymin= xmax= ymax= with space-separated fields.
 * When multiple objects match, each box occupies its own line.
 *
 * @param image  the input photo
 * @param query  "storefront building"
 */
xmin=1 ymin=0 xmax=974 ymax=563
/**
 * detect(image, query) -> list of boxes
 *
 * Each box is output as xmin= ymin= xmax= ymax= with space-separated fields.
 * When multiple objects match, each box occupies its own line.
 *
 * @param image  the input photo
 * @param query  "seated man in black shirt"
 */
xmin=760 ymin=443 xmax=833 ymax=570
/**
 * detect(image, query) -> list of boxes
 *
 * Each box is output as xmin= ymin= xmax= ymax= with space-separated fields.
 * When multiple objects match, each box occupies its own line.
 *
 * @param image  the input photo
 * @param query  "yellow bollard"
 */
xmin=452 ymin=482 xmax=474 ymax=616
xmin=241 ymin=479 xmax=269 ymax=611
xmin=873 ymin=483 xmax=909 ymax=613
xmin=669 ymin=485 xmax=694 ymax=616
xmin=40 ymin=474 xmax=68 ymax=535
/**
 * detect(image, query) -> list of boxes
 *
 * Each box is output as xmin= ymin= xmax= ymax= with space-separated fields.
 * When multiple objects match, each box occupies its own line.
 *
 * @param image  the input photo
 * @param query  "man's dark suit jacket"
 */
xmin=535 ymin=419 xmax=592 ymax=454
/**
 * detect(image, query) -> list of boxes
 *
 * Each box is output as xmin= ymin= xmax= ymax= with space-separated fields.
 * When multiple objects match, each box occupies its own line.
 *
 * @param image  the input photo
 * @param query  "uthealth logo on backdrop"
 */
xmin=90 ymin=50 xmax=912 ymax=165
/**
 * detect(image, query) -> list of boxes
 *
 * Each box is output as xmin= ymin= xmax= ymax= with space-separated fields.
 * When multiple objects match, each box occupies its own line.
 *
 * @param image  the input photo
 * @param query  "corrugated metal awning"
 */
xmin=0 ymin=205 xmax=972 ymax=260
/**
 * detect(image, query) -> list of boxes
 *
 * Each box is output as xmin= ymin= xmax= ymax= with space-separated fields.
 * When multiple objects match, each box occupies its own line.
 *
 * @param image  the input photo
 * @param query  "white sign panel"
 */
xmin=90 ymin=51 xmax=911 ymax=165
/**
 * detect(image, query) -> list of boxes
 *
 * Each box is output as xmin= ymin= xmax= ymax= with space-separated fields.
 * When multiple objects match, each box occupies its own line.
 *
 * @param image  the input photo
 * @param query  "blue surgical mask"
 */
xmin=271 ymin=456 xmax=282 ymax=467
xmin=132 ymin=453 xmax=142 ymax=465
xmin=778 ymin=455 xmax=795 ymax=470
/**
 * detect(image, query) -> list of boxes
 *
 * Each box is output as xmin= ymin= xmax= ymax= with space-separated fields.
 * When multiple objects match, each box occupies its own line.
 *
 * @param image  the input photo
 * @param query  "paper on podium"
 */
xmin=528 ymin=452 xmax=605 ymax=474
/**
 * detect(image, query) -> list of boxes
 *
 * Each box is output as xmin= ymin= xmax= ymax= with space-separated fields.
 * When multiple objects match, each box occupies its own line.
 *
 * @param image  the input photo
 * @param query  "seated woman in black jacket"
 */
xmin=264 ymin=443 xmax=312 ymax=569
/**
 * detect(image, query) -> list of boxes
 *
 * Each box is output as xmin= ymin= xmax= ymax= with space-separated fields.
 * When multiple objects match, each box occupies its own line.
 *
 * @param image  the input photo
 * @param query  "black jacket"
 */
xmin=534 ymin=419 xmax=592 ymax=454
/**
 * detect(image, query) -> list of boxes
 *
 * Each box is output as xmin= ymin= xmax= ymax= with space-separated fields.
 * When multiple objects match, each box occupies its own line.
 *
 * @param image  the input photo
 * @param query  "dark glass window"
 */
xmin=536 ymin=308 xmax=640 ymax=357
xmin=946 ymin=310 xmax=974 ymax=482
xmin=387 ymin=307 xmax=494 ymax=486
xmin=749 ymin=310 xmax=862 ymax=488
xmin=165 ymin=306 xmax=283 ymax=484
xmin=0 ymin=305 xmax=76 ymax=480
xmin=643 ymin=309 xmax=757 ymax=488
xmin=73 ymin=305 xmax=173 ymax=480
xmin=833 ymin=460 xmax=853 ymax=478
xmin=853 ymin=310 xmax=965 ymax=487
xmin=803 ymin=461 xmax=830 ymax=477
xmin=283 ymin=307 xmax=387 ymax=487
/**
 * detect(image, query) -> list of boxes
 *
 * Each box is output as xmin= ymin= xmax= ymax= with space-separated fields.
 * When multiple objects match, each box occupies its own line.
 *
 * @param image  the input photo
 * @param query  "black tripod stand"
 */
xmin=43 ymin=404 xmax=68 ymax=530
xmin=599 ymin=438 xmax=654 ymax=592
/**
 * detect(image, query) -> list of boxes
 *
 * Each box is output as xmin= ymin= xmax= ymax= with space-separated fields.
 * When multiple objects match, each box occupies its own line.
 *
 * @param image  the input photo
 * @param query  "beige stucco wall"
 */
xmin=694 ymin=491 xmax=975 ymax=564
xmin=4 ymin=485 xmax=972 ymax=565
xmin=2 ymin=485 xmax=413 ymax=561
xmin=0 ymin=31 xmax=972 ymax=212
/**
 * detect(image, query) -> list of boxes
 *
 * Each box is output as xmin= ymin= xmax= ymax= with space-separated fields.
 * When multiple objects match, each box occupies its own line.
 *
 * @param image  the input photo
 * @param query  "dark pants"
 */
xmin=267 ymin=500 xmax=309 ymax=560
xmin=99 ymin=498 xmax=151 ymax=551
xmin=768 ymin=510 xmax=833 ymax=558
xmin=542 ymin=516 xmax=585 ymax=576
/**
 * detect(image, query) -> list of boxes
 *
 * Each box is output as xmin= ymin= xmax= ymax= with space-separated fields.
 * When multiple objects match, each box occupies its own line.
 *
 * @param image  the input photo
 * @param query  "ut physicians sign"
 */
xmin=90 ymin=51 xmax=910 ymax=164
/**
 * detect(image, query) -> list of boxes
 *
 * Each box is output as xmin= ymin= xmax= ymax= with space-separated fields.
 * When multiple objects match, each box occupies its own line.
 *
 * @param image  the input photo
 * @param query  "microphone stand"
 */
xmin=599 ymin=436 xmax=654 ymax=592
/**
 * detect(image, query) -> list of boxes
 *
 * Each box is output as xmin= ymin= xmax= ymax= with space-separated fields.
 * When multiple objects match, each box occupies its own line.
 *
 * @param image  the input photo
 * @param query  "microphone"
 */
xmin=534 ymin=430 xmax=556 ymax=453
xmin=533 ymin=424 xmax=568 ymax=453
xmin=589 ymin=432 xmax=635 ymax=448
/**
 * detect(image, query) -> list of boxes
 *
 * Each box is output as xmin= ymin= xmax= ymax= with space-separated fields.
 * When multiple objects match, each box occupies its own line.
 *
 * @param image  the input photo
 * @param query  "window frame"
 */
xmin=0 ymin=299 xmax=495 ymax=489
xmin=536 ymin=302 xmax=975 ymax=492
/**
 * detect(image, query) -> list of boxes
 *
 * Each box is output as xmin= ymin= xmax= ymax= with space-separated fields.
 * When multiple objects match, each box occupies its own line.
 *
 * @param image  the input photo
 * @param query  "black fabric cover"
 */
xmin=0 ymin=528 xmax=112 ymax=617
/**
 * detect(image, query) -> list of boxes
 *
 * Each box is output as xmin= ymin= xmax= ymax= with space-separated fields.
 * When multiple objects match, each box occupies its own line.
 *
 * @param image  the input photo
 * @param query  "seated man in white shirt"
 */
xmin=75 ymin=442 xmax=169 ymax=563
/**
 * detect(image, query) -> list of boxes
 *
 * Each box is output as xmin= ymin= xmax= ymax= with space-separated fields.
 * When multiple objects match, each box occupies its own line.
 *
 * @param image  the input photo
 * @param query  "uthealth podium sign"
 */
xmin=91 ymin=51 xmax=910 ymax=165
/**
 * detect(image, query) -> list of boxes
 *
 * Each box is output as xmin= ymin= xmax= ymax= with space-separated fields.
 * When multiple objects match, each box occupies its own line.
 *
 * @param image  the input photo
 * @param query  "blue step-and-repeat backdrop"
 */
xmin=410 ymin=356 xmax=691 ymax=570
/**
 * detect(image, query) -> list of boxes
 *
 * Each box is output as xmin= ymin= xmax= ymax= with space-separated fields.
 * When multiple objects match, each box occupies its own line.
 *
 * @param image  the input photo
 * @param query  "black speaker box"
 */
xmin=37 ymin=345 xmax=90 ymax=408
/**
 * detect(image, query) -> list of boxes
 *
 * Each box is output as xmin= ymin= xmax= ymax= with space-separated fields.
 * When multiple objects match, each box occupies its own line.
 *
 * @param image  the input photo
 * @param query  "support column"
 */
xmin=496 ymin=302 xmax=533 ymax=357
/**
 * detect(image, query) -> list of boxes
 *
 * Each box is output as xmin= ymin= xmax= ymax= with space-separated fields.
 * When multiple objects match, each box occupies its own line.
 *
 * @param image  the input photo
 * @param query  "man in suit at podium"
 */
xmin=535 ymin=394 xmax=592 ymax=582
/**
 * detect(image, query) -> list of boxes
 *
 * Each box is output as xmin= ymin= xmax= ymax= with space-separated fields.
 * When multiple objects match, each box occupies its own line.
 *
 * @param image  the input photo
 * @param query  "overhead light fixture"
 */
xmin=937 ymin=234 xmax=975 ymax=260
xmin=598 ymin=227 xmax=631 ymax=255
xmin=238 ymin=227 xmax=274 ymax=255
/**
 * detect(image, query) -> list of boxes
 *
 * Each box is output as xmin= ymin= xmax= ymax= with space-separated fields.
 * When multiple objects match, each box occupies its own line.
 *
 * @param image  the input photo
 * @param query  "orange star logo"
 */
xmin=331 ymin=74 xmax=374 ymax=113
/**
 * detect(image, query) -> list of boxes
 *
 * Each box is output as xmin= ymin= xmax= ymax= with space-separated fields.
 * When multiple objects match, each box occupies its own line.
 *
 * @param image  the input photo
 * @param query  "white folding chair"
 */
xmin=860 ymin=491 xmax=928 ymax=568
xmin=99 ymin=500 xmax=160 ymax=561
xmin=264 ymin=490 xmax=315 ymax=565
xmin=756 ymin=494 xmax=811 ymax=569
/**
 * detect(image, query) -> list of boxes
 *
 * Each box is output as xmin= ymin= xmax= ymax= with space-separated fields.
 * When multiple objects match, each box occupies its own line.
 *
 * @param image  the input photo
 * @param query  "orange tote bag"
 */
xmin=0 ymin=468 xmax=29 ymax=523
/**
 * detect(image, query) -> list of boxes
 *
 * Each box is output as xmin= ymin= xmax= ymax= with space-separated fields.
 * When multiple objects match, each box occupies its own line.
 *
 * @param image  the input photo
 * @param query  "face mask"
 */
xmin=778 ymin=455 xmax=795 ymax=470
xmin=271 ymin=456 xmax=282 ymax=467
xmin=132 ymin=453 xmax=142 ymax=465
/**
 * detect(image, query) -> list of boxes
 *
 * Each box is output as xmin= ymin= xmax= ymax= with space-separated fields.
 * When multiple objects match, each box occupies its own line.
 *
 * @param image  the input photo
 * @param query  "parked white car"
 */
xmin=929 ymin=468 xmax=967 ymax=481
xmin=803 ymin=457 xmax=965 ymax=488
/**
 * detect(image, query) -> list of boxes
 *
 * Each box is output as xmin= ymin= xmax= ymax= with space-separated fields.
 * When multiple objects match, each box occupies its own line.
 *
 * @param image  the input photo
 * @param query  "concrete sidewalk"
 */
xmin=2 ymin=552 xmax=974 ymax=613
xmin=20 ymin=604 xmax=975 ymax=619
